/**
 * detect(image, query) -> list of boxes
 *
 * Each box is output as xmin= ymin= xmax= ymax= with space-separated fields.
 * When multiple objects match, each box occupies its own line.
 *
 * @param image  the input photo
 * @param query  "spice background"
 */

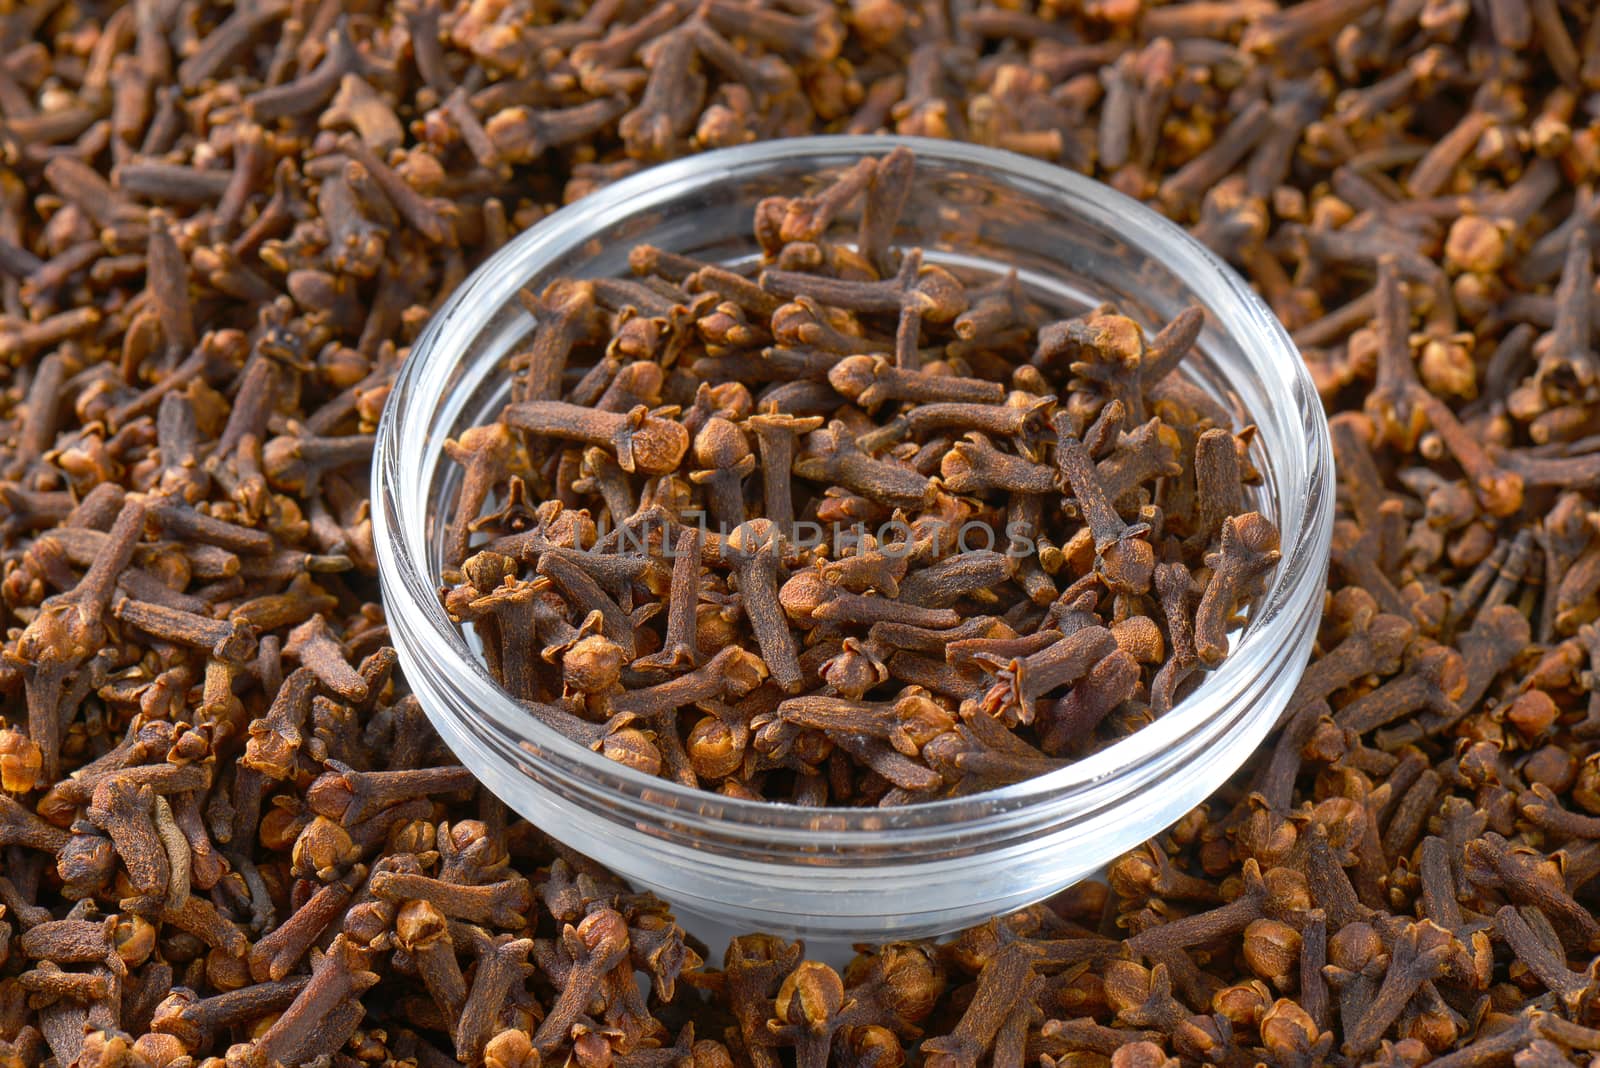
xmin=2 ymin=0 xmax=1600 ymax=1066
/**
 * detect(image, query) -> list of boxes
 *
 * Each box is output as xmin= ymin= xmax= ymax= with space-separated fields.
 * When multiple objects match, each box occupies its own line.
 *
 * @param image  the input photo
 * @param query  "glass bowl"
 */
xmin=372 ymin=135 xmax=1334 ymax=944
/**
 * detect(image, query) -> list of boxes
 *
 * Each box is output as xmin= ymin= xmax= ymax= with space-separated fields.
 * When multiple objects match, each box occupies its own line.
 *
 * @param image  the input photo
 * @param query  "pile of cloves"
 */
xmin=6 ymin=0 xmax=1600 ymax=1064
xmin=439 ymin=147 xmax=1279 ymax=804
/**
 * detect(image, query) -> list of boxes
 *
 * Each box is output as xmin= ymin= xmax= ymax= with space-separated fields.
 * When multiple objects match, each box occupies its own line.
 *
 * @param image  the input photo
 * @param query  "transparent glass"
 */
xmin=373 ymin=136 xmax=1334 ymax=943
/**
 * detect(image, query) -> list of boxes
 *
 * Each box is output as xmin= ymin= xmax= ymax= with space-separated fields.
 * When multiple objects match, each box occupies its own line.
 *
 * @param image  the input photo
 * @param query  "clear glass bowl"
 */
xmin=373 ymin=135 xmax=1334 ymax=943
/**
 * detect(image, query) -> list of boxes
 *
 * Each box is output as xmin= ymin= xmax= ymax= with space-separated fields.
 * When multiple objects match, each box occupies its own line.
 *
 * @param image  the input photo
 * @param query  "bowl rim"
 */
xmin=373 ymin=133 xmax=1335 ymax=836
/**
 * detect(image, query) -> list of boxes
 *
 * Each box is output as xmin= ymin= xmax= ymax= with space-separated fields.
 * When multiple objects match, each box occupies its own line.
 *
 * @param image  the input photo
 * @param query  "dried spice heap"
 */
xmin=6 ymin=0 xmax=1600 ymax=1065
xmin=439 ymin=148 xmax=1278 ymax=804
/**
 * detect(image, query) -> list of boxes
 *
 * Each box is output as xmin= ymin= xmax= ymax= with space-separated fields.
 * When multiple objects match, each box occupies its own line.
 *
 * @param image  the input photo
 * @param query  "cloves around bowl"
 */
xmin=6 ymin=1 xmax=1599 ymax=1063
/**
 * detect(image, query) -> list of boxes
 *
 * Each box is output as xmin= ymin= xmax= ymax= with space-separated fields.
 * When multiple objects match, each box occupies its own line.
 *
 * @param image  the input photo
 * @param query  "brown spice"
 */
xmin=440 ymin=149 xmax=1274 ymax=804
xmin=0 ymin=0 xmax=1598 ymax=1064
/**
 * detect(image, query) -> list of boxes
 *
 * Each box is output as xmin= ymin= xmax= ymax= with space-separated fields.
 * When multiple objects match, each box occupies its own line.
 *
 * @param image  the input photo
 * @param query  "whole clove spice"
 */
xmin=0 ymin=0 xmax=1599 ymax=1066
xmin=440 ymin=149 xmax=1277 ymax=805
